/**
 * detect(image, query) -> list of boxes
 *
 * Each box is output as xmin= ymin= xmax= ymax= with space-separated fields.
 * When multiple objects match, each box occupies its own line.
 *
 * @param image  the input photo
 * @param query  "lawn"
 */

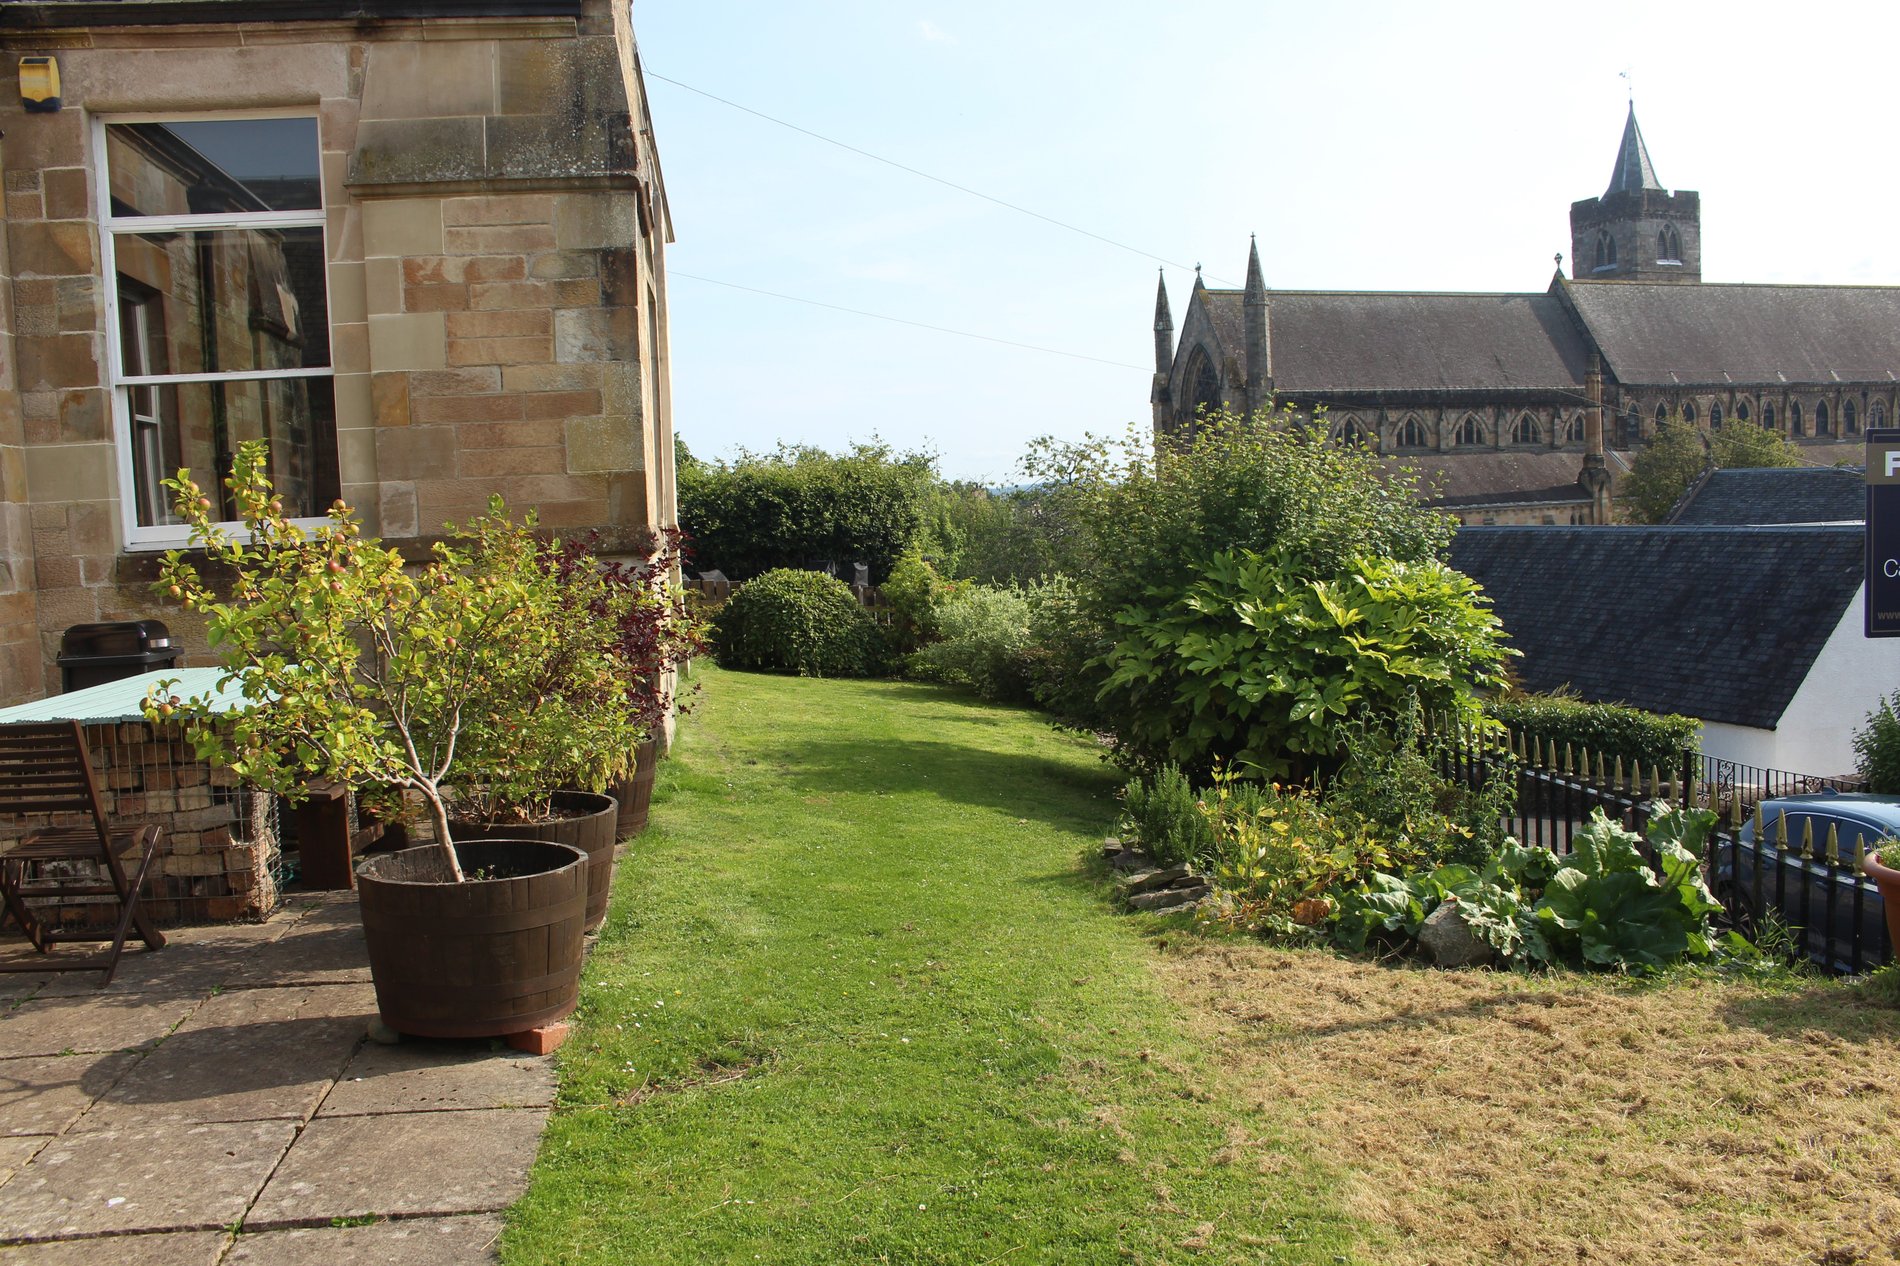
xmin=505 ymin=666 xmax=1900 ymax=1266
xmin=502 ymin=665 xmax=1362 ymax=1265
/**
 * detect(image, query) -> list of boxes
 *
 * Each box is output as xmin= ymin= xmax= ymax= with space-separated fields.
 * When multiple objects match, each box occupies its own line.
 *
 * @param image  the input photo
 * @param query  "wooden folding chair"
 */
xmin=0 ymin=720 xmax=165 ymax=986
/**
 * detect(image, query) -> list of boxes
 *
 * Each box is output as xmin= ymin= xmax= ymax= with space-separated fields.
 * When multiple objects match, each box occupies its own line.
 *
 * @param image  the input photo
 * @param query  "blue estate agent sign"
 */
xmin=1867 ymin=429 xmax=1900 ymax=637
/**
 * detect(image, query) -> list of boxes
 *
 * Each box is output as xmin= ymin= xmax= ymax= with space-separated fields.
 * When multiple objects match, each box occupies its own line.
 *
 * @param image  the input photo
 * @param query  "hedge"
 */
xmin=711 ymin=569 xmax=882 ymax=678
xmin=1486 ymin=695 xmax=1699 ymax=772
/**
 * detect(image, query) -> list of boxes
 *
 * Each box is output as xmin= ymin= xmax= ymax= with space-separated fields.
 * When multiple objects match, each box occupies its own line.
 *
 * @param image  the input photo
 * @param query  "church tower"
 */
xmin=1569 ymin=105 xmax=1700 ymax=284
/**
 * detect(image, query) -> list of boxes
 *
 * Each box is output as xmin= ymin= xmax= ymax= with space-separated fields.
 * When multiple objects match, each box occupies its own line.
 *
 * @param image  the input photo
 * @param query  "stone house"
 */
xmin=1154 ymin=107 xmax=1898 ymax=523
xmin=0 ymin=0 xmax=677 ymax=705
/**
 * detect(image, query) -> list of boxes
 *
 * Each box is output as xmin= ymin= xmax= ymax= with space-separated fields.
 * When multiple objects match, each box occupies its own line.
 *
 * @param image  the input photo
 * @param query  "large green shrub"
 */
xmin=907 ymin=583 xmax=1036 ymax=703
xmin=1018 ymin=575 xmax=1111 ymax=728
xmin=1855 ymin=690 xmax=1900 ymax=792
xmin=1026 ymin=410 xmax=1453 ymax=622
xmin=712 ymin=569 xmax=880 ymax=677
xmin=1022 ymin=410 xmax=1462 ymax=774
xmin=881 ymin=550 xmax=963 ymax=655
xmin=1488 ymin=695 xmax=1698 ymax=772
xmin=1100 ymin=547 xmax=1513 ymax=779
xmin=678 ymin=442 xmax=936 ymax=582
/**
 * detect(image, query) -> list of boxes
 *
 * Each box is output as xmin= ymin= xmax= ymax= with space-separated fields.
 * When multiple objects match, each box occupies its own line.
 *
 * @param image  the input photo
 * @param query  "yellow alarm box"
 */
xmin=19 ymin=57 xmax=60 ymax=114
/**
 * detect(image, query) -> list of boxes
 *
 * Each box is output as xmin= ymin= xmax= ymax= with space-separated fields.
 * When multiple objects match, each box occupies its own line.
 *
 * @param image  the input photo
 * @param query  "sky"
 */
xmin=636 ymin=1 xmax=1900 ymax=484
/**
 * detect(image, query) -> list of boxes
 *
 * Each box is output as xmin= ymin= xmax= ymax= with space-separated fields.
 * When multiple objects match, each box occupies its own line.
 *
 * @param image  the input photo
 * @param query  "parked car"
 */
xmin=1710 ymin=792 xmax=1895 ymax=972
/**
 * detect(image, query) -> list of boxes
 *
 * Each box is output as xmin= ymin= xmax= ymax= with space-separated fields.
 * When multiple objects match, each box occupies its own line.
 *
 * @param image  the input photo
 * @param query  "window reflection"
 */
xmin=106 ymin=119 xmax=321 ymax=217
xmin=114 ymin=227 xmax=328 ymax=377
xmin=122 ymin=376 xmax=338 ymax=527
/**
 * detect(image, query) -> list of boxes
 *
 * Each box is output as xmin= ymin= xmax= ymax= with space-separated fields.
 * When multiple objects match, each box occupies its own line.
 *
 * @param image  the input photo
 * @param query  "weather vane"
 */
xmin=1619 ymin=68 xmax=1633 ymax=102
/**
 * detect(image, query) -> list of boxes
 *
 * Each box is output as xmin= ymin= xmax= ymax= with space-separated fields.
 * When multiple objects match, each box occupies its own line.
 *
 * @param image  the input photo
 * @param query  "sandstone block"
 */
xmin=446 ymin=308 xmax=551 ymax=339
xmin=367 ymin=312 xmax=446 ymax=372
xmin=362 ymin=198 xmax=446 ymax=259
xmin=409 ymin=367 xmax=500 ymax=396
xmin=409 ymin=393 xmax=522 ymax=425
xmin=404 ymin=283 xmax=469 ymax=313
xmin=371 ymin=373 xmax=410 ymax=428
xmin=447 ymin=335 xmax=550 ymax=367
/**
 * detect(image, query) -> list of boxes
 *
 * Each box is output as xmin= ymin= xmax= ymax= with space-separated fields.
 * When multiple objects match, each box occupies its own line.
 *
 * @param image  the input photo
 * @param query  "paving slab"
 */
xmin=225 ymin=1213 xmax=504 ymax=1265
xmin=0 ymin=992 xmax=202 ymax=1059
xmin=320 ymin=1039 xmax=554 ymax=1117
xmin=0 ymin=1230 xmax=228 ymax=1264
xmin=75 ymin=988 xmax=368 ymax=1131
xmin=0 ymin=1119 xmax=295 ymax=1240
xmin=0 ymin=1134 xmax=47 ymax=1186
xmin=247 ymin=1109 xmax=544 ymax=1228
xmin=226 ymin=916 xmax=371 ymax=988
xmin=0 ymin=1052 xmax=139 ymax=1135
xmin=31 ymin=922 xmax=293 ymax=1000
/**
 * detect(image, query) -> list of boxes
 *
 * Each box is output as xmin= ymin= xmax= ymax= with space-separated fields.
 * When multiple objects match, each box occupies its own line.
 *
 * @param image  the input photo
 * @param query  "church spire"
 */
xmin=1153 ymin=269 xmax=1173 ymax=376
xmin=1604 ymin=102 xmax=1664 ymax=198
xmin=1243 ymin=236 xmax=1269 ymax=412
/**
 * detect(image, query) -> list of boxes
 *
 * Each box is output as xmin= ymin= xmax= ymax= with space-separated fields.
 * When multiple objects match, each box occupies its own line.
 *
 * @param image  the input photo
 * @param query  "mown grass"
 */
xmin=502 ymin=666 xmax=1362 ymax=1265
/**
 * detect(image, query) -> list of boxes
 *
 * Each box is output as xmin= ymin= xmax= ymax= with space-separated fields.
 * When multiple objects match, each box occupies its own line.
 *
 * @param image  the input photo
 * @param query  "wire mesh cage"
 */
xmin=0 ymin=719 xmax=281 ymax=927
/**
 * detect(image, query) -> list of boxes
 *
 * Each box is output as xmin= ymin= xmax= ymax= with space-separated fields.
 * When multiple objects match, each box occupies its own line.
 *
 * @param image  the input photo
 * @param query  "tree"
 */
xmin=154 ymin=441 xmax=643 ymax=881
xmin=1622 ymin=417 xmax=1802 ymax=523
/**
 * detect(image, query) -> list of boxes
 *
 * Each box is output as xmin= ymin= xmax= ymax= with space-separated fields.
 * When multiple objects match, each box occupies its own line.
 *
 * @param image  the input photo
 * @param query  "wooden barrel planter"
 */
xmin=611 ymin=739 xmax=660 ymax=840
xmin=356 ymin=839 xmax=586 ymax=1039
xmin=452 ymin=790 xmax=618 ymax=932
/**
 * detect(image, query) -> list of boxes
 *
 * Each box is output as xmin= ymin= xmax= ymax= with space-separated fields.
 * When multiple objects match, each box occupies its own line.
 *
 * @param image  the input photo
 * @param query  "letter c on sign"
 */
xmin=1886 ymin=559 xmax=1900 ymax=578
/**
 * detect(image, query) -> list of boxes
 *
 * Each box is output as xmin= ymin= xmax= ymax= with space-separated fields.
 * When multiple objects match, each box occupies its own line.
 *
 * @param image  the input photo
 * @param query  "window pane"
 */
xmin=133 ymin=377 xmax=338 ymax=527
xmin=106 ymin=119 xmax=321 ymax=216
xmin=114 ymin=226 xmax=329 ymax=375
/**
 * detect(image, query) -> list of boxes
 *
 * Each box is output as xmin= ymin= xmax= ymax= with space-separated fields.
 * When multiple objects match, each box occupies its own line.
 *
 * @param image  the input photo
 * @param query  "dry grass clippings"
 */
xmin=1160 ymin=944 xmax=1900 ymax=1266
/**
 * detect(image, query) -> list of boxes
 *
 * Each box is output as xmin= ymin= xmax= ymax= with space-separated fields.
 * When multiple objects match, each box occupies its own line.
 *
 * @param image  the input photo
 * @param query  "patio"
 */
xmin=0 ymin=891 xmax=552 ymax=1264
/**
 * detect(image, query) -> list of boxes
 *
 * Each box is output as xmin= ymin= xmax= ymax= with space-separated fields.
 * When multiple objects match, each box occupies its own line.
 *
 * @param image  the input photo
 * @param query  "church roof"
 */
xmin=1666 ymin=465 xmax=1866 ymax=526
xmin=1604 ymin=104 xmax=1664 ymax=197
xmin=1449 ymin=525 xmax=1863 ymax=729
xmin=1393 ymin=449 xmax=1632 ymax=509
xmin=1200 ymin=290 xmax=1590 ymax=393
xmin=1562 ymin=280 xmax=1900 ymax=385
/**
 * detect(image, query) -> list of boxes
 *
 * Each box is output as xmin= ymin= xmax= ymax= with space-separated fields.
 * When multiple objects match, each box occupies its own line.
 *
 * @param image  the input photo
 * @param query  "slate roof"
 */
xmin=1562 ymin=280 xmax=1900 ymax=385
xmin=1390 ymin=450 xmax=1633 ymax=508
xmin=1667 ymin=466 xmax=1866 ymax=526
xmin=1448 ymin=525 xmax=1864 ymax=729
xmin=1200 ymin=290 xmax=1590 ymax=394
xmin=1603 ymin=105 xmax=1665 ymax=197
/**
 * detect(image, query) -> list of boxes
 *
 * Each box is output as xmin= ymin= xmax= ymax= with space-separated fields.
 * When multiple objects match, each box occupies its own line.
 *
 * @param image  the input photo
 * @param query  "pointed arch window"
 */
xmin=1509 ymin=413 xmax=1542 ymax=445
xmin=1682 ymin=401 xmax=1697 ymax=425
xmin=1619 ymin=407 xmax=1639 ymax=448
xmin=1456 ymin=415 xmax=1485 ymax=446
xmin=1736 ymin=399 xmax=1751 ymax=422
xmin=1658 ymin=223 xmax=1682 ymax=264
xmin=1186 ymin=348 xmax=1221 ymax=421
xmin=1709 ymin=402 xmax=1724 ymax=430
xmin=1396 ymin=415 xmax=1427 ymax=448
xmin=1763 ymin=402 xmax=1776 ymax=430
xmin=1875 ymin=402 xmax=1887 ymax=429
xmin=1845 ymin=400 xmax=1859 ymax=434
xmin=1816 ymin=401 xmax=1831 ymax=435
xmin=1654 ymin=402 xmax=1669 ymax=426
xmin=1594 ymin=231 xmax=1617 ymax=272
xmin=1791 ymin=402 xmax=1804 ymax=434
xmin=1332 ymin=415 xmax=1373 ymax=449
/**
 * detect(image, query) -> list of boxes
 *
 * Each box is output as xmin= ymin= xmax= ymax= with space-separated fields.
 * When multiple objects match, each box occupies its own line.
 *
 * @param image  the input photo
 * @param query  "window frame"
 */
xmin=95 ymin=109 xmax=335 ymax=552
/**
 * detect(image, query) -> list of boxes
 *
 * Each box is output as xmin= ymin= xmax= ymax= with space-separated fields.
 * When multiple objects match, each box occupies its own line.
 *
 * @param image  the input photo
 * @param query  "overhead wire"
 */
xmin=669 ymin=271 xmax=1148 ymax=371
xmin=646 ymin=69 xmax=1241 ymax=288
